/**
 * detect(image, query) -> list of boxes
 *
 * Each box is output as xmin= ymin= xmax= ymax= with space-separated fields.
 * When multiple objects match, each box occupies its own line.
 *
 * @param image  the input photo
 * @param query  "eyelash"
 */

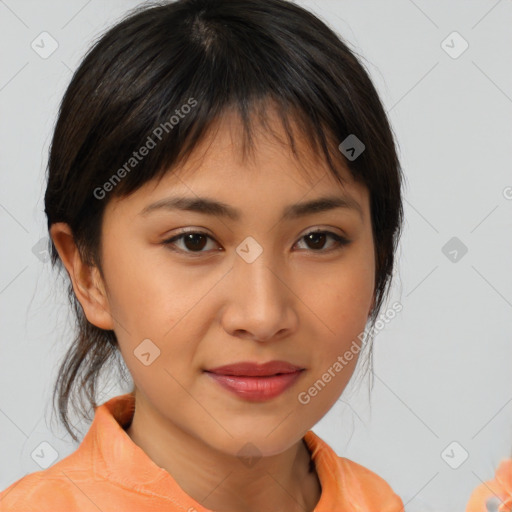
xmin=161 ymin=229 xmax=350 ymax=256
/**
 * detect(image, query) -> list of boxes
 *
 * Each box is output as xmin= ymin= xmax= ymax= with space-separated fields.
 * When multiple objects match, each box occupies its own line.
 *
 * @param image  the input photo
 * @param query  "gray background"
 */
xmin=1 ymin=1 xmax=512 ymax=510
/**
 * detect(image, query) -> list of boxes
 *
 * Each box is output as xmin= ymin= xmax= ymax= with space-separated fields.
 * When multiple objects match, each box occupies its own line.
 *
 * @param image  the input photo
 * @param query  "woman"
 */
xmin=0 ymin=0 xmax=404 ymax=510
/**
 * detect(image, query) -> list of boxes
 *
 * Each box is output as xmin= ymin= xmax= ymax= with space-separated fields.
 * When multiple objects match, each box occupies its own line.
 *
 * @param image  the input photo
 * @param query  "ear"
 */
xmin=50 ymin=222 xmax=114 ymax=330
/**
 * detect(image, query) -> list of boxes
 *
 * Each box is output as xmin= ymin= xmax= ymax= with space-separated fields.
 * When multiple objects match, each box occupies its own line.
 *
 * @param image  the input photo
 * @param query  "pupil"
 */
xmin=307 ymin=233 xmax=325 ymax=250
xmin=185 ymin=234 xmax=207 ymax=251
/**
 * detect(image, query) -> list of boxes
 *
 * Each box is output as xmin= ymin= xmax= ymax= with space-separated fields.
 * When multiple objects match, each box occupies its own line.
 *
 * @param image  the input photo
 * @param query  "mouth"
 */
xmin=204 ymin=361 xmax=305 ymax=401
xmin=204 ymin=360 xmax=305 ymax=377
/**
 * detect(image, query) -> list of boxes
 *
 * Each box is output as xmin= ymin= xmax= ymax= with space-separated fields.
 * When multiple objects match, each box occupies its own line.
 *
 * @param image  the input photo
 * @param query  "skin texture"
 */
xmin=51 ymin=108 xmax=376 ymax=512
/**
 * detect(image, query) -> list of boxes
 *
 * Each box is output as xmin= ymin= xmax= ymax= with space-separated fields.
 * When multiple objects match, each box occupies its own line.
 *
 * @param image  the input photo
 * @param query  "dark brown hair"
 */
xmin=45 ymin=0 xmax=404 ymax=441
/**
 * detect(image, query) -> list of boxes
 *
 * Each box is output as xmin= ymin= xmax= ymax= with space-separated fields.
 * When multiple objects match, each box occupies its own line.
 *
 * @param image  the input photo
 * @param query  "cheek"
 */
xmin=101 ymin=241 xmax=226 ymax=379
xmin=101 ymin=241 xmax=197 ymax=332
xmin=309 ymin=253 xmax=374 ymax=334
xmin=302 ymin=252 xmax=374 ymax=398
xmin=296 ymin=263 xmax=373 ymax=412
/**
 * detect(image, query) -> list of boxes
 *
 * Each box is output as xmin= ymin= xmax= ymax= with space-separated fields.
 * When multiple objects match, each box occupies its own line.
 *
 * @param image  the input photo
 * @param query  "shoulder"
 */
xmin=0 ymin=471 xmax=87 ymax=511
xmin=305 ymin=430 xmax=403 ymax=510
xmin=335 ymin=456 xmax=404 ymax=510
xmin=0 ymin=451 xmax=101 ymax=511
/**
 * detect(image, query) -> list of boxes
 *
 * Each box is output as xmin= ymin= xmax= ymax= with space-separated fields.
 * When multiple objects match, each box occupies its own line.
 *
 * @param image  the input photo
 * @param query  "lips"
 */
xmin=205 ymin=360 xmax=304 ymax=377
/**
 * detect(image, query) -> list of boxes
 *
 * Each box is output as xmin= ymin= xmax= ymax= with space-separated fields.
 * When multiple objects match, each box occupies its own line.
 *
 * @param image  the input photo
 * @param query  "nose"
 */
xmin=220 ymin=249 xmax=298 ymax=342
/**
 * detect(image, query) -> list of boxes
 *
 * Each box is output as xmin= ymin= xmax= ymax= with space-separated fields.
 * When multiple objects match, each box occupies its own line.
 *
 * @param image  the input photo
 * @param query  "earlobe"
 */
xmin=50 ymin=223 xmax=114 ymax=331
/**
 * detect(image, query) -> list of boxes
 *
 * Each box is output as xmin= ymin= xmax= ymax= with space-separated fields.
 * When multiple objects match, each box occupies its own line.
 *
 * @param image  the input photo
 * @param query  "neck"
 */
xmin=124 ymin=391 xmax=322 ymax=512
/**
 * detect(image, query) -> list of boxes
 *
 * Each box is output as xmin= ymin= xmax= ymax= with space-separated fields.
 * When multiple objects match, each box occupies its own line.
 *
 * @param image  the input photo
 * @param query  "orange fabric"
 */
xmin=466 ymin=459 xmax=512 ymax=512
xmin=0 ymin=393 xmax=403 ymax=511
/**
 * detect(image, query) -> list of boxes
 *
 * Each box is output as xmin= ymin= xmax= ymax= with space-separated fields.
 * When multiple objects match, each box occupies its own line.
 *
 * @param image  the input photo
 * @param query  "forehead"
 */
xmin=159 ymin=107 xmax=365 ymax=196
xmin=109 ymin=106 xmax=370 ymax=218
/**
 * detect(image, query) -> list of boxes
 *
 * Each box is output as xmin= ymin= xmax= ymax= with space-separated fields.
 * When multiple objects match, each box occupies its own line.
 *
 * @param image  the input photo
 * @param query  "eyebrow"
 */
xmin=140 ymin=194 xmax=364 ymax=221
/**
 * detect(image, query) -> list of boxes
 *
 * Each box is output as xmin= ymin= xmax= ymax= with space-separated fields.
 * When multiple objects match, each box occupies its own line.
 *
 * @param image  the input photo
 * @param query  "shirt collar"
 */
xmin=83 ymin=393 xmax=343 ymax=509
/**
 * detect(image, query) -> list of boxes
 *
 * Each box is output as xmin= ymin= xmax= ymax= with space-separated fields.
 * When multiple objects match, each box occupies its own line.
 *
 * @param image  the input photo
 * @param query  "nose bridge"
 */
xmin=235 ymin=241 xmax=283 ymax=309
xmin=222 ymin=237 xmax=293 ymax=340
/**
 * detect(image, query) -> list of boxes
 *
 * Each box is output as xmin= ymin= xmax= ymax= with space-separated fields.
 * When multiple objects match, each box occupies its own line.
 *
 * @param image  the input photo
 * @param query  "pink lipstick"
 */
xmin=205 ymin=361 xmax=305 ymax=401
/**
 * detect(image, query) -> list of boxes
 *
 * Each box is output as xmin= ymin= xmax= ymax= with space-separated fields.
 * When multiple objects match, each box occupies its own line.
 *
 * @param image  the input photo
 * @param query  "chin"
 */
xmin=204 ymin=426 xmax=304 ymax=460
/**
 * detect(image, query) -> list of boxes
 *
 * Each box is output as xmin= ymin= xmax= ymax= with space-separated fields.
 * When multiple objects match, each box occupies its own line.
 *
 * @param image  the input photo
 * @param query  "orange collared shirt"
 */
xmin=0 ymin=393 xmax=404 ymax=511
xmin=466 ymin=459 xmax=512 ymax=512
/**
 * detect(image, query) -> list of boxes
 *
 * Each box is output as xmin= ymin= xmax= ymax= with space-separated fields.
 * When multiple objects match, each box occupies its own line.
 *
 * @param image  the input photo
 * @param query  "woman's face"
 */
xmin=98 ymin=109 xmax=375 ymax=457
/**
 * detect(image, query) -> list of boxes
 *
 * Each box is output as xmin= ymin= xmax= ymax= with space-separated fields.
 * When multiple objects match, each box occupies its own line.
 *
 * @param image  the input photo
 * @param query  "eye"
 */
xmin=161 ymin=229 xmax=350 ymax=255
xmin=295 ymin=229 xmax=350 ymax=252
xmin=162 ymin=230 xmax=220 ymax=254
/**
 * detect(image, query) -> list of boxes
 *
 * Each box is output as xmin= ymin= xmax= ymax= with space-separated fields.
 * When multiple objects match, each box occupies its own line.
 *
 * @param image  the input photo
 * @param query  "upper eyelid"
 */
xmin=163 ymin=228 xmax=348 ymax=249
xmin=165 ymin=226 xmax=346 ymax=240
